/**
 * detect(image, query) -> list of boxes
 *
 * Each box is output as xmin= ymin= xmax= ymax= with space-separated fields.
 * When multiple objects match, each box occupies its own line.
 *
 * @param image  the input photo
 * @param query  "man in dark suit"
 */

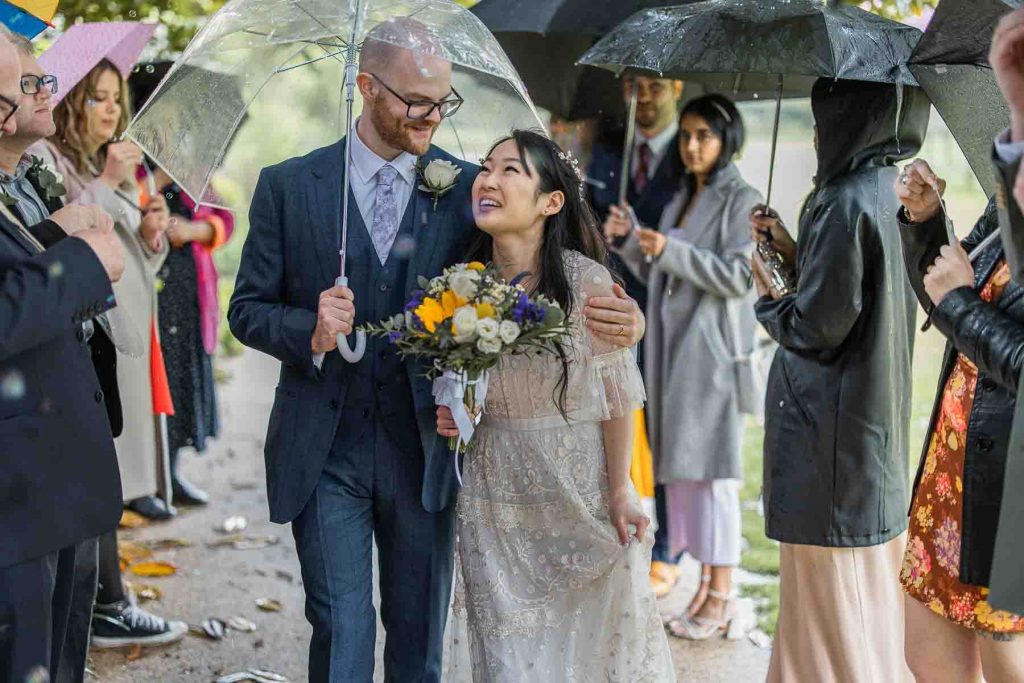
xmin=0 ymin=27 xmax=127 ymax=680
xmin=228 ymin=20 xmax=645 ymax=682
xmin=587 ymin=73 xmax=686 ymax=595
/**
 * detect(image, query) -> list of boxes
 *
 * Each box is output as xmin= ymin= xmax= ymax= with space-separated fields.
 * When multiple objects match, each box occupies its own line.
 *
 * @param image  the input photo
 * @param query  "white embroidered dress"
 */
xmin=446 ymin=252 xmax=675 ymax=682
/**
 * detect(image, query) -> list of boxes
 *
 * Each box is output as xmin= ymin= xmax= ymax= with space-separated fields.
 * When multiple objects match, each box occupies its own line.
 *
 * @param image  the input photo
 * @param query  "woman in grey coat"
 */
xmin=607 ymin=94 xmax=762 ymax=640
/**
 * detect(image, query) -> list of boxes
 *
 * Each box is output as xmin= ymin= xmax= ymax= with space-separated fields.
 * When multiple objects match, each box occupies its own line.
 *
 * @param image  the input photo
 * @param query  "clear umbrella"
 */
xmin=126 ymin=0 xmax=544 ymax=361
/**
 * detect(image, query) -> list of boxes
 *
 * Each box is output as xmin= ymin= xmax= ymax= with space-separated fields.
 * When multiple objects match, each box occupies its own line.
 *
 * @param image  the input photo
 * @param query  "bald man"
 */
xmin=0 ymin=25 xmax=128 ymax=683
xmin=228 ymin=19 xmax=645 ymax=681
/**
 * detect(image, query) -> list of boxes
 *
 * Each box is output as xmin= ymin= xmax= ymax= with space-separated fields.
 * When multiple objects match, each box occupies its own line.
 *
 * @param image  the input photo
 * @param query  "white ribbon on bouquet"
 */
xmin=432 ymin=370 xmax=490 ymax=485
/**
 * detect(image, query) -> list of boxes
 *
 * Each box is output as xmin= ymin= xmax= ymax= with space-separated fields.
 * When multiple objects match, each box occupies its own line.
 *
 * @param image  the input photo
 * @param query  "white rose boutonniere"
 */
xmin=28 ymin=156 xmax=67 ymax=202
xmin=418 ymin=159 xmax=461 ymax=210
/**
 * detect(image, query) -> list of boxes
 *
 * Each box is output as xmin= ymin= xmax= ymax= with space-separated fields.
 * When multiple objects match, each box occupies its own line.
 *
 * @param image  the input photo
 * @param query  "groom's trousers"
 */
xmin=292 ymin=406 xmax=456 ymax=682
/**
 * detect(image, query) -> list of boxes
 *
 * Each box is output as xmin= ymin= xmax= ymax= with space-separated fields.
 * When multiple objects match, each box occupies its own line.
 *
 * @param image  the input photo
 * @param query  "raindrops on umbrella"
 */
xmin=0 ymin=370 xmax=25 ymax=400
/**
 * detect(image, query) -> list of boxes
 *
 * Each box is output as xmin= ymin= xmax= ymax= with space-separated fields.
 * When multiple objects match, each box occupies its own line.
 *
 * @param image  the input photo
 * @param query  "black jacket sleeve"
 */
xmin=27 ymin=219 xmax=67 ymax=248
xmin=0 ymin=235 xmax=114 ymax=362
xmin=755 ymin=200 xmax=864 ymax=354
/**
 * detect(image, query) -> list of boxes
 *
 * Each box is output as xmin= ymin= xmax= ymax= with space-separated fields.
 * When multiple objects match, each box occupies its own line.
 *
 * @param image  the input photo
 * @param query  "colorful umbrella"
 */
xmin=38 ymin=21 xmax=157 ymax=105
xmin=0 ymin=0 xmax=57 ymax=39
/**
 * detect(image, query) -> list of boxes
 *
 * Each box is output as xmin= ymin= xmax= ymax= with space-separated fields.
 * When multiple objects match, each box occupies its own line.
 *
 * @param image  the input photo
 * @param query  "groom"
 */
xmin=228 ymin=20 xmax=645 ymax=682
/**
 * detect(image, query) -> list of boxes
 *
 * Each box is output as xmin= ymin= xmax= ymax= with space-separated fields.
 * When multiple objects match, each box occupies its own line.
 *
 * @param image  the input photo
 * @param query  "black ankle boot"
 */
xmin=127 ymin=495 xmax=175 ymax=521
xmin=171 ymin=475 xmax=209 ymax=506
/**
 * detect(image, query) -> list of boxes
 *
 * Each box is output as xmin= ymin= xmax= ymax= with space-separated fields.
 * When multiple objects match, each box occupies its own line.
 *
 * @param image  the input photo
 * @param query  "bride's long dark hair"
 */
xmin=467 ymin=129 xmax=611 ymax=418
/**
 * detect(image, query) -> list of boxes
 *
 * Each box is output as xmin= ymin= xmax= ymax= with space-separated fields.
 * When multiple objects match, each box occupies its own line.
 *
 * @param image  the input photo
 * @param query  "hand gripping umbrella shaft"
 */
xmin=337 ymin=9 xmax=366 ymax=363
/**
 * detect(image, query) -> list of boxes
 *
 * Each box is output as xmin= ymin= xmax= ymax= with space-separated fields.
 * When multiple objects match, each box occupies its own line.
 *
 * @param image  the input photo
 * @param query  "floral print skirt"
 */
xmin=900 ymin=261 xmax=1024 ymax=636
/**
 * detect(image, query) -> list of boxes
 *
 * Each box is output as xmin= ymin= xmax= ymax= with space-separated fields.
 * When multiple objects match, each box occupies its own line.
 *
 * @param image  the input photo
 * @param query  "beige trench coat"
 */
xmin=30 ymin=140 xmax=169 ymax=501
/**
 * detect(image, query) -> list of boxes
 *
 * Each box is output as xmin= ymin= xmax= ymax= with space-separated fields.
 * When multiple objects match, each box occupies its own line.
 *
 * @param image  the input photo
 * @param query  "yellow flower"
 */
xmin=466 ymin=261 xmax=486 ymax=272
xmin=956 ymin=476 xmax=962 ymax=493
xmin=915 ymin=505 xmax=933 ymax=530
xmin=974 ymin=600 xmax=1020 ymax=631
xmin=415 ymin=297 xmax=445 ymax=333
xmin=475 ymin=302 xmax=496 ymax=320
xmin=441 ymin=289 xmax=467 ymax=318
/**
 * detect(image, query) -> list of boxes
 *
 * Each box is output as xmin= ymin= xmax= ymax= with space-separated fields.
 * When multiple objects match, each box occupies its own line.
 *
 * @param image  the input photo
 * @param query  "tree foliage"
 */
xmin=53 ymin=0 xmax=938 ymax=56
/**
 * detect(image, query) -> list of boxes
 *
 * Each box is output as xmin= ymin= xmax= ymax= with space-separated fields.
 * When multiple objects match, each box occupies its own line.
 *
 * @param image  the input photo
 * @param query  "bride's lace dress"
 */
xmin=445 ymin=252 xmax=675 ymax=682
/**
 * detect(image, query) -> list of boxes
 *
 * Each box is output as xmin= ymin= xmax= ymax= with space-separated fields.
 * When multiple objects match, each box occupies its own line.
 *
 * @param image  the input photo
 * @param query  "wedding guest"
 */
xmin=0 ymin=26 xmax=128 ymax=681
xmin=130 ymin=62 xmax=236 ymax=508
xmin=987 ymin=6 xmax=1024 ymax=618
xmin=27 ymin=55 xmax=186 ymax=648
xmin=895 ymin=158 xmax=1024 ymax=682
xmin=589 ymin=72 xmax=688 ymax=596
xmin=607 ymin=94 xmax=761 ymax=637
xmin=751 ymin=78 xmax=929 ymax=682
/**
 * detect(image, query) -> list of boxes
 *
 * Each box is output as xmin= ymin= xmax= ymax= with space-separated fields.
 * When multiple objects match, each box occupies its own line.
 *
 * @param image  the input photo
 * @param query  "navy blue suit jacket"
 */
xmin=0 ymin=217 xmax=122 ymax=567
xmin=229 ymin=140 xmax=478 ymax=523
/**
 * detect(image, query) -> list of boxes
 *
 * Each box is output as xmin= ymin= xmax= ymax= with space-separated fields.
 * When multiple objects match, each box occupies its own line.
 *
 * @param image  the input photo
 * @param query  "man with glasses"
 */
xmin=0 ymin=25 xmax=129 ymax=683
xmin=229 ymin=18 xmax=645 ymax=683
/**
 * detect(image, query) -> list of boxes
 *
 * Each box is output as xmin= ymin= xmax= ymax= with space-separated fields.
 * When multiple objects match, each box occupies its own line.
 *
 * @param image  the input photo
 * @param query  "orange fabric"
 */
xmin=630 ymin=409 xmax=655 ymax=498
xmin=202 ymin=214 xmax=228 ymax=251
xmin=901 ymin=261 xmax=1024 ymax=634
xmin=150 ymin=318 xmax=175 ymax=416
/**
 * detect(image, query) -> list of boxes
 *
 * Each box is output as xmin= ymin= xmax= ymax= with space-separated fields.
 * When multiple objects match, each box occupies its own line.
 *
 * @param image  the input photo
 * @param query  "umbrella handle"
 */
xmin=334 ymin=275 xmax=366 ymax=363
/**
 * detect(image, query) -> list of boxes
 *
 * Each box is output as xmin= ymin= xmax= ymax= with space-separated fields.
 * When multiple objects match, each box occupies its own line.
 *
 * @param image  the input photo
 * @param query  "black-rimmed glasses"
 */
xmin=369 ymin=73 xmax=463 ymax=121
xmin=0 ymin=93 xmax=19 ymax=131
xmin=21 ymin=74 xmax=58 ymax=96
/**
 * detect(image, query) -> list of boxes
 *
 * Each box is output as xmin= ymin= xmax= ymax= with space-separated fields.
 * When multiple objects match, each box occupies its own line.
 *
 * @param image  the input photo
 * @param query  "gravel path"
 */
xmin=90 ymin=349 xmax=771 ymax=682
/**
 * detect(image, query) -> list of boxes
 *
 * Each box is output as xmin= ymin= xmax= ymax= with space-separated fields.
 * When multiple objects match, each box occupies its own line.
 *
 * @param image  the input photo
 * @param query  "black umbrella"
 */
xmin=579 ymin=0 xmax=920 ymax=206
xmin=909 ymin=0 xmax=1023 ymax=198
xmin=470 ymin=0 xmax=680 ymax=121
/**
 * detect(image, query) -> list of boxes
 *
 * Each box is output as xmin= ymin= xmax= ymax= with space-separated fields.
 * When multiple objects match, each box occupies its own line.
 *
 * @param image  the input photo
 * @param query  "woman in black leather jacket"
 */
xmin=897 ymin=158 xmax=1024 ymax=682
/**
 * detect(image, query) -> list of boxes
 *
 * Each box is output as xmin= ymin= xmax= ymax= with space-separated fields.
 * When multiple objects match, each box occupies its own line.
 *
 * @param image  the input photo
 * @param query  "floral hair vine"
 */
xmin=557 ymin=148 xmax=586 ymax=196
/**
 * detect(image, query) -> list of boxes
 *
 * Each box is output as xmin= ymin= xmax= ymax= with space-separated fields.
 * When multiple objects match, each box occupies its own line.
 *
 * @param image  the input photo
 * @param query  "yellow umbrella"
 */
xmin=0 ymin=0 xmax=58 ymax=39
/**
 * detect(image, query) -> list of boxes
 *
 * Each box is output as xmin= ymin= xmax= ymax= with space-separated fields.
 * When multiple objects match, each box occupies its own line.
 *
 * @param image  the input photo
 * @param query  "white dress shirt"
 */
xmin=313 ymin=124 xmax=419 ymax=369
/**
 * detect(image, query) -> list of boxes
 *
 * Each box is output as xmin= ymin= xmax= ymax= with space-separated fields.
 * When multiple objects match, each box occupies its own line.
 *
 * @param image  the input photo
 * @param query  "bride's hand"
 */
xmin=436 ymin=406 xmax=459 ymax=437
xmin=608 ymin=489 xmax=649 ymax=546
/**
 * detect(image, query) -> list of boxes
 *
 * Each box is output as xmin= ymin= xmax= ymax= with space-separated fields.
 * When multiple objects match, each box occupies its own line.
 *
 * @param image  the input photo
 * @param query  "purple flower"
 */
xmin=933 ymin=516 xmax=961 ymax=575
xmin=404 ymin=290 xmax=426 ymax=312
xmin=387 ymin=331 xmax=402 ymax=344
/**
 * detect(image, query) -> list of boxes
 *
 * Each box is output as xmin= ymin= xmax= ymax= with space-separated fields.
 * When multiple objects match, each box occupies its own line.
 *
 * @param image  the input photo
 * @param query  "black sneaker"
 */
xmin=91 ymin=599 xmax=188 ymax=649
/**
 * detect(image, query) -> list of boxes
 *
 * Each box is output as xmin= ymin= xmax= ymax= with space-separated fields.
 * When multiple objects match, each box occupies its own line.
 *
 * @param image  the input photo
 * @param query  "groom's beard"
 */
xmin=370 ymin=101 xmax=437 ymax=157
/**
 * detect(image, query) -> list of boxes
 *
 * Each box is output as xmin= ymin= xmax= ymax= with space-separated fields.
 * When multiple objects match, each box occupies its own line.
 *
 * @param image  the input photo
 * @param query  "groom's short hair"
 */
xmin=359 ymin=17 xmax=445 ymax=75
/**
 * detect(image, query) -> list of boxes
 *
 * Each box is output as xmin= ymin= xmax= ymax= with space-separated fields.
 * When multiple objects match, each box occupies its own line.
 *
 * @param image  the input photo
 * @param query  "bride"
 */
xmin=438 ymin=129 xmax=675 ymax=682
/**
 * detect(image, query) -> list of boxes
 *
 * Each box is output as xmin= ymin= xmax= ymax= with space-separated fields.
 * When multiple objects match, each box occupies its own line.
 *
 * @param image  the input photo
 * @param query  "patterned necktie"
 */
xmin=633 ymin=141 xmax=652 ymax=195
xmin=370 ymin=164 xmax=400 ymax=266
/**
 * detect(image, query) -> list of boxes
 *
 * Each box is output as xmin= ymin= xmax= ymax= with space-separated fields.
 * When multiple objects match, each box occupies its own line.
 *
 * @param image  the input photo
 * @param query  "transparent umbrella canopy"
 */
xmin=127 ymin=0 xmax=544 ymax=361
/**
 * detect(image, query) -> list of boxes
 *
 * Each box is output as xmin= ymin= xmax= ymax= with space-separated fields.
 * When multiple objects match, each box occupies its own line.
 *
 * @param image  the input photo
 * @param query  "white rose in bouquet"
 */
xmin=476 ymin=317 xmax=499 ymax=340
xmin=452 ymin=305 xmax=479 ymax=343
xmin=498 ymin=320 xmax=521 ymax=344
xmin=477 ymin=337 xmax=502 ymax=354
xmin=449 ymin=270 xmax=480 ymax=299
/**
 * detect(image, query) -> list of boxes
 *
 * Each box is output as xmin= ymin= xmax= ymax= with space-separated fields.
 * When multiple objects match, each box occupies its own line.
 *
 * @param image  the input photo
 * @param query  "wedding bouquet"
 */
xmin=363 ymin=262 xmax=570 ymax=461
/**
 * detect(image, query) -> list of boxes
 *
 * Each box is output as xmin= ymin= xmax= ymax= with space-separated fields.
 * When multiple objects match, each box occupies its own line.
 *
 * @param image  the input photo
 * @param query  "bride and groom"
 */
xmin=228 ymin=21 xmax=674 ymax=682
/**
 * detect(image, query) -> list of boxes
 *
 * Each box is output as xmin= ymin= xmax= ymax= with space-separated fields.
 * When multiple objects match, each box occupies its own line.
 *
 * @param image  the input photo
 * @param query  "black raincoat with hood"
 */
xmin=756 ymin=79 xmax=930 ymax=547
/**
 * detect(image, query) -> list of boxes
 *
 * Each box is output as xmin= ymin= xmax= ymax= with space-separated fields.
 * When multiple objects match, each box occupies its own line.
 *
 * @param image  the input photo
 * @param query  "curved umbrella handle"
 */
xmin=334 ymin=276 xmax=365 ymax=363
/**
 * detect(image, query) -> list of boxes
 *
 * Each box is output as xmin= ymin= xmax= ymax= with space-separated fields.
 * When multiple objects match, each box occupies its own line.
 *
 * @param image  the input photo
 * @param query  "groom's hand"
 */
xmin=312 ymin=285 xmax=356 ymax=354
xmin=584 ymin=283 xmax=645 ymax=348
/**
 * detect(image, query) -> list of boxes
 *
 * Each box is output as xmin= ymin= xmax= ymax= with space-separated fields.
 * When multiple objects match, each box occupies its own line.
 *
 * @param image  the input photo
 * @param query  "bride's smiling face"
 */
xmin=472 ymin=138 xmax=563 ymax=237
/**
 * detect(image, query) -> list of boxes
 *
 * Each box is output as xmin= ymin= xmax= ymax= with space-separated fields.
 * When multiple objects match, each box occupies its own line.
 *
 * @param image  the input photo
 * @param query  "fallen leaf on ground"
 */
xmin=207 ymin=533 xmax=246 ymax=548
xmin=128 ymin=583 xmax=162 ymax=602
xmin=255 ymin=598 xmax=282 ymax=612
xmin=215 ymin=669 xmax=288 ymax=683
xmin=126 ymin=644 xmax=144 ymax=661
xmin=200 ymin=618 xmax=226 ymax=640
xmin=227 ymin=616 xmax=257 ymax=632
xmin=129 ymin=561 xmax=177 ymax=577
xmin=118 ymin=541 xmax=153 ymax=567
xmin=119 ymin=510 xmax=148 ymax=528
xmin=232 ymin=536 xmax=278 ymax=550
xmin=275 ymin=569 xmax=294 ymax=583
xmin=230 ymin=480 xmax=259 ymax=491
xmin=748 ymin=629 xmax=772 ymax=649
xmin=144 ymin=537 xmax=192 ymax=550
xmin=218 ymin=515 xmax=248 ymax=533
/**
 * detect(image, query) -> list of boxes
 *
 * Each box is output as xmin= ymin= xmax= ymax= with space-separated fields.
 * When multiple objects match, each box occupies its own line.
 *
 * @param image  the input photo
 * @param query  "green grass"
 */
xmin=740 ymin=584 xmax=781 ymax=634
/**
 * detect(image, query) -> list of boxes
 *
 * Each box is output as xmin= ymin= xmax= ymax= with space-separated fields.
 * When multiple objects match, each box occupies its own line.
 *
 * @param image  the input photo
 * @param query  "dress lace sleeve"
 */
xmin=576 ymin=260 xmax=646 ymax=420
